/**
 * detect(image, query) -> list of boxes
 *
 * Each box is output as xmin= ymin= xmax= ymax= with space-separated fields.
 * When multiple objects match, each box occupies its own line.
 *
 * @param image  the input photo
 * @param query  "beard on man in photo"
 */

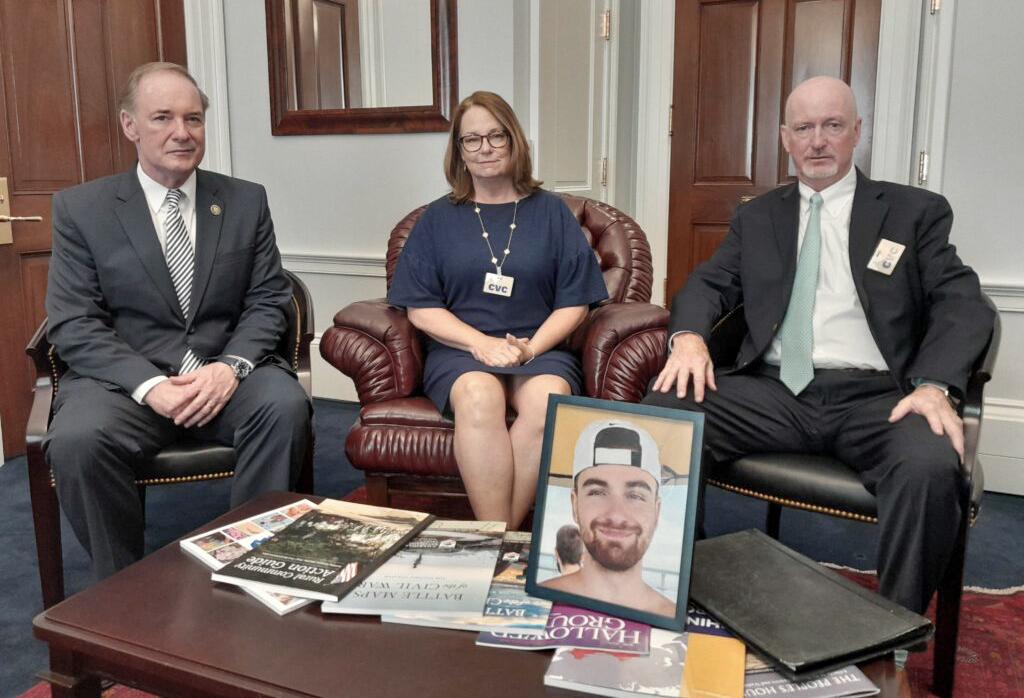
xmin=541 ymin=420 xmax=676 ymax=618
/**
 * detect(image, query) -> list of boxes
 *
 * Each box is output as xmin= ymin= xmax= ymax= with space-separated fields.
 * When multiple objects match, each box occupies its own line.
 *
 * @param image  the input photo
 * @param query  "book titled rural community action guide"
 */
xmin=211 ymin=499 xmax=434 ymax=602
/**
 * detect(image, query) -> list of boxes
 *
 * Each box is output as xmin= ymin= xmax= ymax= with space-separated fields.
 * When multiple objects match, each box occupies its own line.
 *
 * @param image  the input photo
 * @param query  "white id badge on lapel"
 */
xmin=483 ymin=272 xmax=514 ymax=297
xmin=867 ymin=239 xmax=906 ymax=276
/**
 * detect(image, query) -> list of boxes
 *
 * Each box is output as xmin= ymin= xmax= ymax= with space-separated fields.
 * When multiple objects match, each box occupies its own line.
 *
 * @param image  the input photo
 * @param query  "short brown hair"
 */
xmin=555 ymin=525 xmax=583 ymax=566
xmin=444 ymin=91 xmax=541 ymax=203
xmin=118 ymin=62 xmax=209 ymax=115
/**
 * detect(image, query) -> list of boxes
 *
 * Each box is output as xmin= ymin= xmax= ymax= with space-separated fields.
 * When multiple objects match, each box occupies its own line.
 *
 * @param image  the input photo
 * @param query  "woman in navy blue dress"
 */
xmin=388 ymin=92 xmax=608 ymax=527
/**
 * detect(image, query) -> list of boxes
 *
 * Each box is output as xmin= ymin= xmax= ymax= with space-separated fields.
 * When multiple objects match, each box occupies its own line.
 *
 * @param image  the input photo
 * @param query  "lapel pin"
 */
xmin=210 ymin=204 xmax=222 ymax=216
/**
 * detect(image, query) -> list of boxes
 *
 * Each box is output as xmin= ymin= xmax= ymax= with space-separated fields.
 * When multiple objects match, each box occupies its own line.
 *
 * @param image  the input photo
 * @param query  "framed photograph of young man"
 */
xmin=525 ymin=395 xmax=704 ymax=631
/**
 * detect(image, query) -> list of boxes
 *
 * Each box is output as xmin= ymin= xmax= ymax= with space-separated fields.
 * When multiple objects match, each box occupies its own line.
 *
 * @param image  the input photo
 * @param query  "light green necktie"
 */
xmin=779 ymin=193 xmax=824 ymax=395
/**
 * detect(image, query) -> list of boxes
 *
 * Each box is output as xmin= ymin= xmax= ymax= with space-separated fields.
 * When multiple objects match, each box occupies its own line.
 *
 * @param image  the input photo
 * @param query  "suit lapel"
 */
xmin=114 ymin=171 xmax=184 ymax=321
xmin=848 ymin=170 xmax=889 ymax=313
xmin=771 ymin=182 xmax=801 ymax=299
xmin=189 ymin=170 xmax=225 ymax=324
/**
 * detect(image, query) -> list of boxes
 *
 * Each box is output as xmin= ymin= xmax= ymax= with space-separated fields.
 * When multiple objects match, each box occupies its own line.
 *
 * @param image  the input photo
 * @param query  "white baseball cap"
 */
xmin=571 ymin=420 xmax=662 ymax=484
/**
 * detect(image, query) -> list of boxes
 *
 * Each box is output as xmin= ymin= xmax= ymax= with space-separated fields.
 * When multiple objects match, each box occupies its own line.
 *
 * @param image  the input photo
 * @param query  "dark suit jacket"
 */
xmin=668 ymin=170 xmax=995 ymax=398
xmin=46 ymin=168 xmax=292 ymax=395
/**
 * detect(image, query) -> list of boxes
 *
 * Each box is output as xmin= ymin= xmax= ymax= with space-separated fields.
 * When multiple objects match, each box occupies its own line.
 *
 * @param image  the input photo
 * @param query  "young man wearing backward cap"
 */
xmin=542 ymin=421 xmax=676 ymax=617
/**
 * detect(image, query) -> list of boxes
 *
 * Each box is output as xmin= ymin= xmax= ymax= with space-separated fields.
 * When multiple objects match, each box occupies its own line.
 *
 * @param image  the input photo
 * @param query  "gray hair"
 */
xmin=118 ymin=62 xmax=209 ymax=115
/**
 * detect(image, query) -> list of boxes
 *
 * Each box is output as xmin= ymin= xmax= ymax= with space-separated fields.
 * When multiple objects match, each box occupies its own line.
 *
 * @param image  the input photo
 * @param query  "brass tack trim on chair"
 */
xmin=47 ymin=346 xmax=60 ymax=397
xmin=49 ymin=470 xmax=237 ymax=488
xmin=706 ymin=479 xmax=880 ymax=523
xmin=290 ymin=296 xmax=301 ymax=370
xmin=707 ymin=479 xmax=978 ymax=527
xmin=135 ymin=471 xmax=236 ymax=486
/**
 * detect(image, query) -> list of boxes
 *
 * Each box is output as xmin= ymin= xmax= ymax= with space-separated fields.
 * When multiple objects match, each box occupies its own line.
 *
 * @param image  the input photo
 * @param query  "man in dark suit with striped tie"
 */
xmin=43 ymin=62 xmax=311 ymax=581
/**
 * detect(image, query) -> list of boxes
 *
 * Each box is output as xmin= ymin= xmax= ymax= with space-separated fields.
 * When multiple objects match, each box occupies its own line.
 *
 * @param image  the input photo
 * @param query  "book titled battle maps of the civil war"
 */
xmin=211 ymin=499 xmax=434 ymax=602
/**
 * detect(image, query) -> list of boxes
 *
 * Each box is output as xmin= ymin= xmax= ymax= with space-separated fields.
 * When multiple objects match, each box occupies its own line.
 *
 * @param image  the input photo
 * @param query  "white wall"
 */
xmin=939 ymin=0 xmax=1024 ymax=494
xmin=221 ymin=0 xmax=515 ymax=400
xmin=215 ymin=0 xmax=1024 ymax=495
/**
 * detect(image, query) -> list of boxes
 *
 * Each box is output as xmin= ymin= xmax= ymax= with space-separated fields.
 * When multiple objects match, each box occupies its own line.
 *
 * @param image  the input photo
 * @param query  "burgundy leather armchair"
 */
xmin=320 ymin=194 xmax=669 ymax=507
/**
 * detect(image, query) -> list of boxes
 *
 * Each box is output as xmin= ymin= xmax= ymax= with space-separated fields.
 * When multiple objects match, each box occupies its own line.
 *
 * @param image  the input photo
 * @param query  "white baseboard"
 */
xmin=976 ymin=284 xmax=1024 ymax=494
xmin=978 ymin=453 xmax=1024 ymax=495
xmin=282 ymin=252 xmax=387 ymax=278
xmin=979 ymin=397 xmax=1024 ymax=495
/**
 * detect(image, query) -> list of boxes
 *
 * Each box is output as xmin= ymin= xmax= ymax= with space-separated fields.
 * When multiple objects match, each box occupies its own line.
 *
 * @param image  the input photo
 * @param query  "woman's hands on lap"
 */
xmin=471 ymin=335 xmax=527 ymax=367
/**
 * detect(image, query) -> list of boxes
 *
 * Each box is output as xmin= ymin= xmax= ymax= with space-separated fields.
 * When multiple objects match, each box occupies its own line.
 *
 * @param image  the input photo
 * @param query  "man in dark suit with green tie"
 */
xmin=43 ymin=62 xmax=311 ymax=581
xmin=645 ymin=76 xmax=994 ymax=615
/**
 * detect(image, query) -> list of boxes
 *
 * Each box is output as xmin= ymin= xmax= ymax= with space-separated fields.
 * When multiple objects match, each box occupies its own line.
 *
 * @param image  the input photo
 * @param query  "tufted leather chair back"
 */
xmin=384 ymin=194 xmax=654 ymax=305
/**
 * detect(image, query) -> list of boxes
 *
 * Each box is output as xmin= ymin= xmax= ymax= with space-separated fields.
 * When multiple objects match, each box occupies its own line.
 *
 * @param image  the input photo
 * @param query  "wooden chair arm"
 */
xmin=26 ymin=375 xmax=54 ymax=450
xmin=284 ymin=270 xmax=315 ymax=398
xmin=959 ymin=294 xmax=1000 ymax=482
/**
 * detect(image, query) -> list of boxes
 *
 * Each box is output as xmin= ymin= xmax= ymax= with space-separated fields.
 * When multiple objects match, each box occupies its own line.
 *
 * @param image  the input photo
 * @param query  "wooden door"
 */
xmin=0 ymin=0 xmax=185 ymax=459
xmin=665 ymin=0 xmax=880 ymax=303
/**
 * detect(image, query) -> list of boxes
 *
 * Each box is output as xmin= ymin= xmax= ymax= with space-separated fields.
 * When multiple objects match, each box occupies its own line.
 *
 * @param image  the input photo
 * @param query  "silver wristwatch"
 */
xmin=219 ymin=356 xmax=252 ymax=381
xmin=919 ymin=380 xmax=958 ymax=408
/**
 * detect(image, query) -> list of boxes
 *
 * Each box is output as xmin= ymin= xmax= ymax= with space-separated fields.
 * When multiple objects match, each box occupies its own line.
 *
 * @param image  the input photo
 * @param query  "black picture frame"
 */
xmin=525 ymin=395 xmax=704 ymax=631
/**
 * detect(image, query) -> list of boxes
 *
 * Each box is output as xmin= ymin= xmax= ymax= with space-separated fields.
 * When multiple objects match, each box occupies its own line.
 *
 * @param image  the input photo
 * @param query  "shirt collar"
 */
xmin=798 ymin=164 xmax=857 ymax=217
xmin=136 ymin=163 xmax=198 ymax=215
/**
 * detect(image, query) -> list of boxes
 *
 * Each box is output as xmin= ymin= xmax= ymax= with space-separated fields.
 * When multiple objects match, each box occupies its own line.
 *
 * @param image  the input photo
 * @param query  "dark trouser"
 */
xmin=643 ymin=365 xmax=963 ymax=614
xmin=43 ymin=365 xmax=311 ymax=581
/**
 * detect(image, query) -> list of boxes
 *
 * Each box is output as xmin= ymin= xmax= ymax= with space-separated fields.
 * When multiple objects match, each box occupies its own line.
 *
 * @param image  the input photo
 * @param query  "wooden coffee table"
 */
xmin=34 ymin=492 xmax=910 ymax=697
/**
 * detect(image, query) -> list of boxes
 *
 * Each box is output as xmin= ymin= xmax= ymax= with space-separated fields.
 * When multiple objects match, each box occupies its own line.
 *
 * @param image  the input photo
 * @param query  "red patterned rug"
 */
xmin=20 ymin=489 xmax=1023 ymax=698
xmin=834 ymin=567 xmax=1024 ymax=697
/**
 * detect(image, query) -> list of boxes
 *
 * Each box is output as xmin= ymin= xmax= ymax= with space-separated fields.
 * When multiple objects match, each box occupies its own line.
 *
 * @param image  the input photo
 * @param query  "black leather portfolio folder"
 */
xmin=690 ymin=529 xmax=933 ymax=680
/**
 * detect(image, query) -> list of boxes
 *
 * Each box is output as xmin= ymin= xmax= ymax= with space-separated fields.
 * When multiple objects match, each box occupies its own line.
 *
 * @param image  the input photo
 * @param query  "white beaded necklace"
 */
xmin=473 ymin=198 xmax=519 ymax=276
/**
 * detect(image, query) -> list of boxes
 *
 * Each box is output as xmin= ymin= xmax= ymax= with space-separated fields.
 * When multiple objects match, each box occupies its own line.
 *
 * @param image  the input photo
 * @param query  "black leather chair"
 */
xmin=25 ymin=269 xmax=315 ymax=609
xmin=699 ymin=296 xmax=1000 ymax=698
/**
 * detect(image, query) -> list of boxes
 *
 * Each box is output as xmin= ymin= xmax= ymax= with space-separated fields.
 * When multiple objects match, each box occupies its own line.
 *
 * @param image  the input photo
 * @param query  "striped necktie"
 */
xmin=164 ymin=189 xmax=203 ymax=374
xmin=778 ymin=192 xmax=824 ymax=395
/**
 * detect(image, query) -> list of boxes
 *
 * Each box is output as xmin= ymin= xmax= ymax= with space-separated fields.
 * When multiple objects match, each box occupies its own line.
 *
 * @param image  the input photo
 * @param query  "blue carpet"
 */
xmin=2 ymin=398 xmax=1022 ymax=696
xmin=0 ymin=398 xmax=363 ymax=697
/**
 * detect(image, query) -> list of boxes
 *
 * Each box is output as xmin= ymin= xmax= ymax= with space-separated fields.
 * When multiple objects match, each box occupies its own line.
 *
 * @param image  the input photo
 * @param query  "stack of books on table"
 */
xmin=180 ymin=498 xmax=435 ymax=613
xmin=180 ymin=500 xmax=880 ymax=698
xmin=179 ymin=499 xmax=554 ymax=633
xmin=179 ymin=498 xmax=320 ymax=614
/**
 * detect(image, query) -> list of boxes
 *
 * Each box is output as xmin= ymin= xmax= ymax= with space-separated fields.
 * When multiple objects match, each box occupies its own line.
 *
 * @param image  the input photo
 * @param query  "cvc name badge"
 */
xmin=867 ymin=239 xmax=906 ymax=276
xmin=483 ymin=272 xmax=515 ymax=297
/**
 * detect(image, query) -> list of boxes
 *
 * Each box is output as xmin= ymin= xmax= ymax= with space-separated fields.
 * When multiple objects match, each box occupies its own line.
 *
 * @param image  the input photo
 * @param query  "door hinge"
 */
xmin=668 ymin=104 xmax=674 ymax=137
xmin=600 ymin=157 xmax=609 ymax=187
xmin=917 ymin=151 xmax=929 ymax=185
xmin=600 ymin=9 xmax=611 ymax=40
xmin=930 ymin=0 xmax=940 ymax=14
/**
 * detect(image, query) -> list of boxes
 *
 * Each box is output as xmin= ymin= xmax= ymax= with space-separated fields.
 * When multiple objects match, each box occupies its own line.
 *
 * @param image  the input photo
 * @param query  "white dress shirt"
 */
xmin=763 ymin=165 xmax=888 ymax=371
xmin=131 ymin=165 xmax=198 ymax=403
xmin=130 ymin=165 xmax=254 ymax=405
